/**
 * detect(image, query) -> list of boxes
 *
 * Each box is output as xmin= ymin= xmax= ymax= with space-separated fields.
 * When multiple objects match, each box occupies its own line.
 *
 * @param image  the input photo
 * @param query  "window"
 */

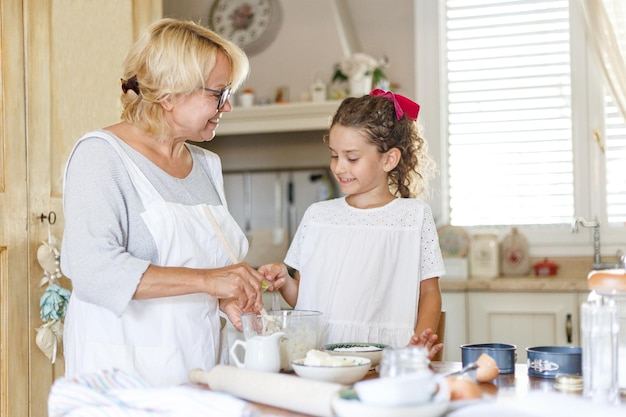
xmin=416 ymin=0 xmax=626 ymax=256
xmin=446 ymin=0 xmax=574 ymax=226
xmin=605 ymin=96 xmax=626 ymax=226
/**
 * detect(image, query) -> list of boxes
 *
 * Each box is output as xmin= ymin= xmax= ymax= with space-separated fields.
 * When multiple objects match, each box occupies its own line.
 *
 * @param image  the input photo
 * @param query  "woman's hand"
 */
xmin=407 ymin=328 xmax=443 ymax=361
xmin=219 ymin=298 xmax=244 ymax=332
xmin=257 ymin=263 xmax=290 ymax=291
xmin=205 ymin=262 xmax=265 ymax=313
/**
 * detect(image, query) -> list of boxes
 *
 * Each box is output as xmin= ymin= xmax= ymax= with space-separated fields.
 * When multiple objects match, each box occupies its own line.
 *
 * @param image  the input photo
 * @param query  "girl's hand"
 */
xmin=407 ymin=328 xmax=443 ymax=360
xmin=257 ymin=263 xmax=290 ymax=291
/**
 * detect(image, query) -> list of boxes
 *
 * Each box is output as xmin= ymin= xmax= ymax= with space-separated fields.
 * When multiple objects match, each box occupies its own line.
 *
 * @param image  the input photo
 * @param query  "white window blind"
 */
xmin=605 ymin=96 xmax=626 ymax=226
xmin=445 ymin=0 xmax=574 ymax=226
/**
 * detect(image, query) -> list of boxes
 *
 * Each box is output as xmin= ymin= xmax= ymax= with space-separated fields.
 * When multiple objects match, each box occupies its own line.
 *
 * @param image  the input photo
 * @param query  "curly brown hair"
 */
xmin=325 ymin=94 xmax=435 ymax=199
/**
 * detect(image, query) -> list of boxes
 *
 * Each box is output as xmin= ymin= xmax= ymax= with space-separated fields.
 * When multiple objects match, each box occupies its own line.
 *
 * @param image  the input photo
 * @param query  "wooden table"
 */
xmin=244 ymin=362 xmax=597 ymax=417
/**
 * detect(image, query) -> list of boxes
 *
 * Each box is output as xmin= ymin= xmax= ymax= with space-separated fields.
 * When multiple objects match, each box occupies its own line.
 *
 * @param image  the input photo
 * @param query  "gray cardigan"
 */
xmin=61 ymin=132 xmax=224 ymax=316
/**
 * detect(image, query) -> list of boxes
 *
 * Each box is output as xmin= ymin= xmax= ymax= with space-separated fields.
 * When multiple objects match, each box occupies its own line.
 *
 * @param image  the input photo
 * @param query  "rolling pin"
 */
xmin=189 ymin=365 xmax=343 ymax=417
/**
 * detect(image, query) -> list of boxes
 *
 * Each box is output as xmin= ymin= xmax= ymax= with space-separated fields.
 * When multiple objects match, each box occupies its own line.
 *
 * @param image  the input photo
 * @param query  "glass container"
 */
xmin=378 ymin=346 xmax=431 ymax=378
xmin=587 ymin=269 xmax=626 ymax=393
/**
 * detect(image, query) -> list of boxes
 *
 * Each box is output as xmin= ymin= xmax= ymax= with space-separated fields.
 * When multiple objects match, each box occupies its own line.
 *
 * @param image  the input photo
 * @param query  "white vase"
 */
xmin=349 ymin=74 xmax=373 ymax=97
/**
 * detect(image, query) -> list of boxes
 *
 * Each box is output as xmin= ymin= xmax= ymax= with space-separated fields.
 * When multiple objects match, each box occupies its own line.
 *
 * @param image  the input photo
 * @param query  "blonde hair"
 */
xmin=120 ymin=18 xmax=249 ymax=140
xmin=326 ymin=95 xmax=435 ymax=199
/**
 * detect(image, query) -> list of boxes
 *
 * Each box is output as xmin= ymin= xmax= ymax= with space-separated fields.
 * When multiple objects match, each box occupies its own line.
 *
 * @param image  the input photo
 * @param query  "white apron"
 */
xmin=63 ymin=132 xmax=247 ymax=387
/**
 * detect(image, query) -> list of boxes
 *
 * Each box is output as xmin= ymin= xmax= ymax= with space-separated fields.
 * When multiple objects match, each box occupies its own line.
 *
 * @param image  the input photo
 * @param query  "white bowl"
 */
xmin=322 ymin=342 xmax=390 ymax=368
xmin=354 ymin=372 xmax=449 ymax=407
xmin=332 ymin=394 xmax=448 ymax=417
xmin=291 ymin=356 xmax=371 ymax=385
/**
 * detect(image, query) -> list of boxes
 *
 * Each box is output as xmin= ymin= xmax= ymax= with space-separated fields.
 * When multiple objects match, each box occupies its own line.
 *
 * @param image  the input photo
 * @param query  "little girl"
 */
xmin=260 ymin=89 xmax=445 ymax=357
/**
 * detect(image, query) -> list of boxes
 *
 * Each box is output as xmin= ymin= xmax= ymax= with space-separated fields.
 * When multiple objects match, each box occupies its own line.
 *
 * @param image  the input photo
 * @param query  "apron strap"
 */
xmin=203 ymin=206 xmax=239 ymax=264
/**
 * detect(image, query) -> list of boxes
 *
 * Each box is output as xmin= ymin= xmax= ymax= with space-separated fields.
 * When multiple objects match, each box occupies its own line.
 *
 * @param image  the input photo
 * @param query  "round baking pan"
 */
xmin=526 ymin=346 xmax=582 ymax=379
xmin=460 ymin=343 xmax=517 ymax=374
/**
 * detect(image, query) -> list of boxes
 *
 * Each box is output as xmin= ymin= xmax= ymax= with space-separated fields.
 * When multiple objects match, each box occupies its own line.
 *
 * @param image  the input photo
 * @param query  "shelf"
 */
xmin=216 ymin=100 xmax=341 ymax=135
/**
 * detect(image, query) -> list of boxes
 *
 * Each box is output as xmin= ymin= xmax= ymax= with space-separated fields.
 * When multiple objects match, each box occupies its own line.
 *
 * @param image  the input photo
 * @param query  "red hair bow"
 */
xmin=370 ymin=89 xmax=420 ymax=121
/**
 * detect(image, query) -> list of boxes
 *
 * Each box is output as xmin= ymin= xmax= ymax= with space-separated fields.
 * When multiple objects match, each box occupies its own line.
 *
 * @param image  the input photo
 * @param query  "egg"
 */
xmin=478 ymin=382 xmax=498 ymax=397
xmin=475 ymin=353 xmax=499 ymax=382
xmin=446 ymin=377 xmax=482 ymax=401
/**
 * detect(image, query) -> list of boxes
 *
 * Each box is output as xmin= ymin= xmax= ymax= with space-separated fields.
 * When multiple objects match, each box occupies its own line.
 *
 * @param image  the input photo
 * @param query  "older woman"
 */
xmin=61 ymin=18 xmax=263 ymax=386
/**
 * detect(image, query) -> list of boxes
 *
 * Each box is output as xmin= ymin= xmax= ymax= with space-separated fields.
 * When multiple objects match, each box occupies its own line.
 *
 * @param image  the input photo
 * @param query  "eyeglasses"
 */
xmin=201 ymin=85 xmax=232 ymax=110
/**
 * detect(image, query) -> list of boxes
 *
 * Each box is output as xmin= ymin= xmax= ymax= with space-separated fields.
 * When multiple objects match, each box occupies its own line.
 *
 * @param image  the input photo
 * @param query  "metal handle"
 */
xmin=39 ymin=211 xmax=57 ymax=225
xmin=593 ymin=128 xmax=605 ymax=154
xmin=566 ymin=313 xmax=573 ymax=343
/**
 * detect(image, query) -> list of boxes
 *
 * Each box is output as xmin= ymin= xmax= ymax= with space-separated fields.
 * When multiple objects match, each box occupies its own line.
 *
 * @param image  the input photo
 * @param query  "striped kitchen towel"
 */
xmin=48 ymin=368 xmax=253 ymax=417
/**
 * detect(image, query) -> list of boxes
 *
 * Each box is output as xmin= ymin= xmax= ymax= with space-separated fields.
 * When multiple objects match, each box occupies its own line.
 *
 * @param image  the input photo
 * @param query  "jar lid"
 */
xmin=587 ymin=269 xmax=626 ymax=291
xmin=554 ymin=374 xmax=583 ymax=391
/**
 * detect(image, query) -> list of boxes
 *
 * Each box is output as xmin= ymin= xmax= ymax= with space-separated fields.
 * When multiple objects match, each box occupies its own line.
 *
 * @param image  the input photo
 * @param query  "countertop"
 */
xmin=440 ymin=256 xmax=593 ymax=292
xmin=440 ymin=276 xmax=589 ymax=292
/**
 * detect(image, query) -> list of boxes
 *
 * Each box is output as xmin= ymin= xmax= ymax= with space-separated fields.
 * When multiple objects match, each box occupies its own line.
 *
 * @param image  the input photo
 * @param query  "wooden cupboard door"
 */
xmin=467 ymin=292 xmax=581 ymax=363
xmin=0 ymin=2 xmax=29 ymax=416
xmin=1 ymin=1 xmax=161 ymax=417
xmin=26 ymin=4 xmax=136 ymax=416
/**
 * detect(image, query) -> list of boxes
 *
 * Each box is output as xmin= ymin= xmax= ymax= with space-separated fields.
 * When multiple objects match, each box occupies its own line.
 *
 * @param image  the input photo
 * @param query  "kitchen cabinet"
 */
xmin=217 ymin=101 xmax=341 ymax=135
xmin=441 ymin=291 xmax=468 ymax=362
xmin=467 ymin=291 xmax=584 ymax=363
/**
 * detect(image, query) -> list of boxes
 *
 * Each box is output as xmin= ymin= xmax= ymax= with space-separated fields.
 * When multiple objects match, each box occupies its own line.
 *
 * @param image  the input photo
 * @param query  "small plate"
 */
xmin=332 ymin=390 xmax=448 ymax=417
xmin=437 ymin=225 xmax=470 ymax=258
xmin=322 ymin=342 xmax=390 ymax=368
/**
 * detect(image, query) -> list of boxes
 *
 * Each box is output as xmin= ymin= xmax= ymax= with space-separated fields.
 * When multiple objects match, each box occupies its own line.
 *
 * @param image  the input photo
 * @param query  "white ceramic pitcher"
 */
xmin=230 ymin=331 xmax=285 ymax=373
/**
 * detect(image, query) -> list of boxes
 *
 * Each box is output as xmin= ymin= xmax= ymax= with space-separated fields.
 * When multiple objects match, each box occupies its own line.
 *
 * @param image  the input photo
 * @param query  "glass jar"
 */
xmin=587 ymin=269 xmax=626 ymax=391
xmin=470 ymin=233 xmax=499 ymax=279
xmin=581 ymin=298 xmax=619 ymax=404
xmin=378 ymin=346 xmax=431 ymax=378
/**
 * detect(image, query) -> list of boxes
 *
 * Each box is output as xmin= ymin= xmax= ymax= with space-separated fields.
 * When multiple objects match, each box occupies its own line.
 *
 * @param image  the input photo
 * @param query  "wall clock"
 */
xmin=208 ymin=0 xmax=283 ymax=56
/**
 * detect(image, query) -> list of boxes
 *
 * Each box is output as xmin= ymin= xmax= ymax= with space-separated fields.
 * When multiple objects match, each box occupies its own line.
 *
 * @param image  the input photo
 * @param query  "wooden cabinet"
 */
xmin=0 ymin=2 xmax=161 ymax=417
xmin=467 ymin=291 xmax=584 ymax=363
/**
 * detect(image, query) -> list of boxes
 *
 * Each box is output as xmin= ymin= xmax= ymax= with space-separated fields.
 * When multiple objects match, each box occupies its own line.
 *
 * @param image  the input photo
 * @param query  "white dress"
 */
xmin=285 ymin=197 xmax=445 ymax=348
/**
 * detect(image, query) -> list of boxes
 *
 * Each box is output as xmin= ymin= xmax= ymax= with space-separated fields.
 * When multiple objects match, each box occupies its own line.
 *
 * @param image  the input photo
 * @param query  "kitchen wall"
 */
xmin=163 ymin=0 xmax=416 ymax=100
xmin=205 ymin=130 xmax=339 ymax=265
xmin=162 ymin=0 xmax=419 ymax=261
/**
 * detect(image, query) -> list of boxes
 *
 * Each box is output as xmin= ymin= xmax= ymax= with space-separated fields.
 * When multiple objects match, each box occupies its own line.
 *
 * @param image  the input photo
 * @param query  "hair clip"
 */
xmin=120 ymin=76 xmax=140 ymax=95
xmin=370 ymin=89 xmax=419 ymax=121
